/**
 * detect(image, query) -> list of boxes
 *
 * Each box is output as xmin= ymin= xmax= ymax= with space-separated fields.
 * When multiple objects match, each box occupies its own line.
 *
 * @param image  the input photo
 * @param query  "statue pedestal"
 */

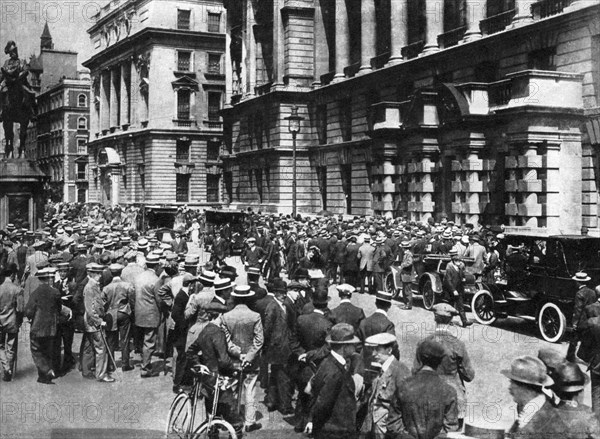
xmin=0 ymin=159 xmax=47 ymax=230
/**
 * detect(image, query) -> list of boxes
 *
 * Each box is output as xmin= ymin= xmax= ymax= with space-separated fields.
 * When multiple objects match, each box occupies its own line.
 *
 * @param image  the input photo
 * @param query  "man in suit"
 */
xmin=134 ymin=254 xmax=162 ymax=377
xmin=263 ymin=279 xmax=294 ymax=415
xmin=344 ymin=234 xmax=361 ymax=288
xmin=170 ymin=229 xmax=188 ymax=254
xmin=290 ymin=285 xmax=333 ymax=432
xmin=305 ymin=323 xmax=361 ymax=439
xmin=365 ymin=332 xmax=410 ymax=438
xmin=372 ymin=236 xmax=390 ymax=293
xmin=170 ymin=273 xmax=196 ymax=393
xmin=414 ymin=303 xmax=475 ymax=430
xmin=25 ymin=267 xmax=71 ymax=384
xmin=82 ymin=263 xmax=114 ymax=383
xmin=53 ymin=261 xmax=76 ymax=375
xmin=331 ymin=284 xmax=365 ymax=332
xmin=443 ymin=248 xmax=472 ymax=328
xmin=357 ymin=235 xmax=374 ymax=294
xmin=567 ymin=272 xmax=597 ymax=362
xmin=221 ymin=285 xmax=264 ymax=433
xmin=398 ymin=241 xmax=414 ymax=310
xmin=465 ymin=235 xmax=487 ymax=281
xmin=330 ymin=233 xmax=347 ymax=284
xmin=358 ymin=290 xmax=395 ymax=343
xmin=502 ymin=355 xmax=559 ymax=438
xmin=0 ymin=267 xmax=23 ymax=381
xmin=396 ymin=339 xmax=459 ymax=438
xmin=101 ymin=263 xmax=135 ymax=374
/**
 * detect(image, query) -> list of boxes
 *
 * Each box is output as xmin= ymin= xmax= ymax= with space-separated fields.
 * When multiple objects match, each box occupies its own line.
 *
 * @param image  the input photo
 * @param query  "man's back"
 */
xmin=0 ymin=279 xmax=23 ymax=332
xmin=134 ymin=269 xmax=160 ymax=328
xmin=222 ymin=304 xmax=263 ymax=363
xmin=331 ymin=302 xmax=365 ymax=332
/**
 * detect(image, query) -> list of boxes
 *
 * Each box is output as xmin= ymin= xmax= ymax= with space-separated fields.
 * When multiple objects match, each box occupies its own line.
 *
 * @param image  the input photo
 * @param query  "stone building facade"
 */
xmin=83 ymin=0 xmax=226 ymax=209
xmin=221 ymin=0 xmax=600 ymax=235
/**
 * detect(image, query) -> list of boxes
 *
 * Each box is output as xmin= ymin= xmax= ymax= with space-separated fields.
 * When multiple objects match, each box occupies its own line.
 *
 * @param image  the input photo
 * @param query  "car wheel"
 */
xmin=421 ymin=278 xmax=435 ymax=310
xmin=386 ymin=273 xmax=400 ymax=300
xmin=537 ymin=302 xmax=567 ymax=343
xmin=471 ymin=290 xmax=497 ymax=325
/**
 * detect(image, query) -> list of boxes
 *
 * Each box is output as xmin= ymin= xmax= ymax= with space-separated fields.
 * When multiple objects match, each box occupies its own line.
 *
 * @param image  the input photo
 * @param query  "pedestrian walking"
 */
xmin=0 ymin=267 xmax=23 ymax=381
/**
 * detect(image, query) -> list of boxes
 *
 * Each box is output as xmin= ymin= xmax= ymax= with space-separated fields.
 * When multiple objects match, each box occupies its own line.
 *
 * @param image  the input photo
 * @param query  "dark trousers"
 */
xmin=0 ymin=330 xmax=17 ymax=375
xmin=343 ymin=270 xmax=358 ymax=288
xmin=80 ymin=333 xmax=95 ymax=377
xmin=402 ymin=282 xmax=413 ymax=307
xmin=592 ymin=372 xmax=600 ymax=421
xmin=448 ymin=291 xmax=468 ymax=325
xmin=173 ymin=344 xmax=188 ymax=387
xmin=30 ymin=336 xmax=55 ymax=378
xmin=53 ymin=322 xmax=75 ymax=372
xmin=116 ymin=312 xmax=131 ymax=368
xmin=373 ymin=272 xmax=386 ymax=292
xmin=266 ymin=362 xmax=294 ymax=412
xmin=141 ymin=326 xmax=157 ymax=372
xmin=359 ymin=268 xmax=372 ymax=293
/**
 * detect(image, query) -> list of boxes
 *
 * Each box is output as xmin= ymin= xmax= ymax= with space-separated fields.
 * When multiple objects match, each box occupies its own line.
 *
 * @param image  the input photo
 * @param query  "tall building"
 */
xmin=83 ymin=0 xmax=226 ymax=211
xmin=222 ymin=0 xmax=600 ymax=235
xmin=23 ymin=23 xmax=91 ymax=203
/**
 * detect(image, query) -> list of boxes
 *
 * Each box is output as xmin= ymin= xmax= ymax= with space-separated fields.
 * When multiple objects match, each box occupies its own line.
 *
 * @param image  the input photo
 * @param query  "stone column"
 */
xmin=100 ymin=70 xmax=110 ymax=132
xmin=422 ymin=0 xmax=443 ymax=55
xmin=358 ymin=0 xmax=376 ymax=75
xmin=313 ymin=0 xmax=328 ymax=86
xmin=387 ymin=0 xmax=408 ymax=66
xmin=273 ymin=0 xmax=285 ymax=86
xmin=225 ymin=11 xmax=233 ymax=107
xmin=110 ymin=67 xmax=119 ymax=128
xmin=110 ymin=170 xmax=120 ymax=206
xmin=129 ymin=57 xmax=139 ymax=125
xmin=463 ymin=0 xmax=485 ymax=42
xmin=120 ymin=62 xmax=130 ymax=127
xmin=246 ymin=0 xmax=256 ymax=97
xmin=332 ymin=0 xmax=349 ymax=83
xmin=419 ymin=153 xmax=435 ymax=222
xmin=511 ymin=0 xmax=533 ymax=27
xmin=240 ymin=3 xmax=248 ymax=96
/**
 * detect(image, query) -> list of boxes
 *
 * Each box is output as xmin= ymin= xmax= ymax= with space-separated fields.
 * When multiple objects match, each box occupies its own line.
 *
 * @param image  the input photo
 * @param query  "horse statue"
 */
xmin=0 ymin=41 xmax=36 ymax=159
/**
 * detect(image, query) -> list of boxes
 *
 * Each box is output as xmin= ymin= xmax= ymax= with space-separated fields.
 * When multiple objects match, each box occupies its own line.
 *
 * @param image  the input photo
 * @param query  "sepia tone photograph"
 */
xmin=1 ymin=0 xmax=600 ymax=438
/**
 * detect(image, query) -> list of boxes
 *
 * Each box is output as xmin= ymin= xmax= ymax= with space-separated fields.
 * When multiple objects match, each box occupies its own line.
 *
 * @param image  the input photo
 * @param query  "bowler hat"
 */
xmin=269 ymin=278 xmax=287 ymax=294
xmin=501 ymin=356 xmax=554 ymax=387
xmin=553 ymin=362 xmax=589 ymax=393
xmin=326 ymin=323 xmax=360 ymax=344
xmin=537 ymin=348 xmax=565 ymax=373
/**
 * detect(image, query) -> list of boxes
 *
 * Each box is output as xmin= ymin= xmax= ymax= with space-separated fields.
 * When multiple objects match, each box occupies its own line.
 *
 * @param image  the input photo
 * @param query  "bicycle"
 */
xmin=166 ymin=364 xmax=239 ymax=439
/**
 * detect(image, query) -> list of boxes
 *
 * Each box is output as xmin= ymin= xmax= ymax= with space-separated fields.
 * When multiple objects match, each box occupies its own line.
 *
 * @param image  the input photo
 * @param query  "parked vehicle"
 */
xmin=204 ymin=209 xmax=248 ymax=256
xmin=469 ymin=233 xmax=600 ymax=343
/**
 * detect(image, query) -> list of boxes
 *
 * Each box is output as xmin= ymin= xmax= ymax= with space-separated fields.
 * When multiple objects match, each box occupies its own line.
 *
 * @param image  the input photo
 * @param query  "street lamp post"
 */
xmin=285 ymin=106 xmax=304 ymax=217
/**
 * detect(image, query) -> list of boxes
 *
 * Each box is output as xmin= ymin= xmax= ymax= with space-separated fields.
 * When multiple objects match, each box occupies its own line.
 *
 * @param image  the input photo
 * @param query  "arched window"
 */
xmin=78 ymin=117 xmax=87 ymax=129
xmin=78 ymin=94 xmax=87 ymax=107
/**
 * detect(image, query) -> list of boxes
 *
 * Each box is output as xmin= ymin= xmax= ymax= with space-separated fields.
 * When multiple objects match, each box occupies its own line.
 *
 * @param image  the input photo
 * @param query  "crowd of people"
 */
xmin=0 ymin=206 xmax=599 ymax=439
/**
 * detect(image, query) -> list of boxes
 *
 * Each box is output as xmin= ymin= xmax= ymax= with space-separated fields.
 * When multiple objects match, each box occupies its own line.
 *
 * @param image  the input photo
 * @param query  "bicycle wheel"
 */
xmin=192 ymin=419 xmax=238 ymax=439
xmin=166 ymin=393 xmax=192 ymax=438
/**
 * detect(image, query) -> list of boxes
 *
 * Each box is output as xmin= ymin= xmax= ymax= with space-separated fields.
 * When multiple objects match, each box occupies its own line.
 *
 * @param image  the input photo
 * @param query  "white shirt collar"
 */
xmin=381 ymin=355 xmax=394 ymax=373
xmin=518 ymin=394 xmax=547 ymax=428
xmin=340 ymin=299 xmax=352 ymax=304
xmin=314 ymin=309 xmax=325 ymax=315
xmin=375 ymin=309 xmax=388 ymax=316
xmin=331 ymin=350 xmax=346 ymax=366
xmin=214 ymin=294 xmax=226 ymax=304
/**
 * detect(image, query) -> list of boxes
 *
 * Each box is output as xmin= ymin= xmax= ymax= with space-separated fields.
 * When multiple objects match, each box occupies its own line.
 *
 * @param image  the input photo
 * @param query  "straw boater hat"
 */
xmin=231 ymin=284 xmax=255 ymax=298
xmin=146 ymin=254 xmax=160 ymax=266
xmin=85 ymin=263 xmax=105 ymax=273
xmin=572 ymin=272 xmax=591 ymax=282
xmin=214 ymin=277 xmax=232 ymax=292
xmin=375 ymin=290 xmax=393 ymax=302
xmin=501 ymin=356 xmax=554 ymax=387
xmin=326 ymin=323 xmax=360 ymax=344
xmin=199 ymin=270 xmax=216 ymax=284
xmin=36 ymin=267 xmax=57 ymax=279
xmin=365 ymin=332 xmax=396 ymax=347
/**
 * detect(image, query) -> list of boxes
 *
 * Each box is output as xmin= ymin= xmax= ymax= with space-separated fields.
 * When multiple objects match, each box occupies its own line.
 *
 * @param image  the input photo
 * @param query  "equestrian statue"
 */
xmin=0 ymin=40 xmax=37 ymax=159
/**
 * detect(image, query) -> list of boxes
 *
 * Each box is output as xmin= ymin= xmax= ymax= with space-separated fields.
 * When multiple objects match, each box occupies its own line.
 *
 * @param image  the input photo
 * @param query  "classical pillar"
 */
xmin=100 ymin=70 xmax=110 ymax=131
xmin=332 ymin=0 xmax=349 ymax=83
xmin=225 ymin=11 xmax=233 ymax=107
xmin=422 ymin=0 xmax=443 ymax=55
xmin=120 ymin=61 xmax=130 ymax=127
xmin=419 ymin=153 xmax=435 ymax=222
xmin=511 ymin=0 xmax=533 ymax=27
xmin=110 ymin=67 xmax=119 ymax=128
xmin=358 ymin=0 xmax=376 ymax=74
xmin=463 ymin=0 xmax=485 ymax=42
xmin=387 ymin=0 xmax=408 ymax=66
xmin=273 ymin=0 xmax=285 ymax=86
xmin=313 ymin=0 xmax=328 ymax=86
xmin=129 ymin=57 xmax=139 ymax=125
xmin=245 ymin=0 xmax=256 ymax=97
xmin=110 ymin=170 xmax=120 ymax=206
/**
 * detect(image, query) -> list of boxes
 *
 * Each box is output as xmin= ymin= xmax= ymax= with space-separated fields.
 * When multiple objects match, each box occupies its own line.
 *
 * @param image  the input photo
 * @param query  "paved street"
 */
xmin=0 ymin=248 xmax=590 ymax=438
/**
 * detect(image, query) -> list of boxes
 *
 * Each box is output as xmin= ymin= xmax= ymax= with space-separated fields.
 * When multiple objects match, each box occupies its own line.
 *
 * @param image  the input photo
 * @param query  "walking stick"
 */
xmin=99 ymin=327 xmax=120 ymax=380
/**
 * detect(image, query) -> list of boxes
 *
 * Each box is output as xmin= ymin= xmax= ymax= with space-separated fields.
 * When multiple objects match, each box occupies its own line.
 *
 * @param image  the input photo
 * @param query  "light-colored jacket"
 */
xmin=358 ymin=243 xmax=375 ymax=271
xmin=221 ymin=303 xmax=264 ymax=364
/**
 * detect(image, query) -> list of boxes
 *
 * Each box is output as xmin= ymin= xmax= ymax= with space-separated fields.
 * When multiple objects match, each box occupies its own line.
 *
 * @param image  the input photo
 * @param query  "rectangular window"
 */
xmin=207 ymin=13 xmax=220 ymax=32
xmin=77 ymin=188 xmax=86 ymax=203
xmin=316 ymin=104 xmax=327 ymax=145
xmin=207 ymin=140 xmax=220 ymax=161
xmin=176 ymin=139 xmax=190 ymax=162
xmin=317 ymin=166 xmax=327 ymax=210
xmin=341 ymin=164 xmax=352 ymax=214
xmin=528 ymin=47 xmax=556 ymax=71
xmin=208 ymin=92 xmax=221 ymax=121
xmin=340 ymin=97 xmax=352 ymax=142
xmin=224 ymin=171 xmax=233 ymax=202
xmin=255 ymin=169 xmax=263 ymax=203
xmin=77 ymin=163 xmax=87 ymax=180
xmin=208 ymin=53 xmax=221 ymax=74
xmin=177 ymin=90 xmax=191 ymax=120
xmin=77 ymin=138 xmax=87 ymax=154
xmin=207 ymin=174 xmax=220 ymax=202
xmin=177 ymin=9 xmax=191 ymax=30
xmin=177 ymin=51 xmax=192 ymax=71
xmin=176 ymin=174 xmax=190 ymax=202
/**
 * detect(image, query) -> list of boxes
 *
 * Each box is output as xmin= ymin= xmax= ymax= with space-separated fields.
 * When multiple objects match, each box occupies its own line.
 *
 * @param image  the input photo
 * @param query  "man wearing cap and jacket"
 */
xmin=357 ymin=236 xmax=375 ymax=294
xmin=443 ymin=249 xmax=472 ymax=328
xmin=102 ymin=264 xmax=135 ymax=373
xmin=331 ymin=284 xmax=365 ymax=332
xmin=305 ymin=323 xmax=360 ymax=439
xmin=0 ymin=267 xmax=24 ymax=381
xmin=567 ymin=272 xmax=596 ymax=362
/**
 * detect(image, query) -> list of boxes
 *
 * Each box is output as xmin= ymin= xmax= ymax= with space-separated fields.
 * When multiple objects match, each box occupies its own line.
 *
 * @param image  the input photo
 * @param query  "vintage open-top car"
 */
xmin=469 ymin=233 xmax=600 ymax=342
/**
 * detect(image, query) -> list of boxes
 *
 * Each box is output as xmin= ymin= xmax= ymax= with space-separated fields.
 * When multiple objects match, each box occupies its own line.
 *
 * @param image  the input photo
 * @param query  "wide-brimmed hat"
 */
xmin=501 ymin=356 xmax=554 ymax=387
xmin=553 ymin=362 xmax=589 ymax=393
xmin=441 ymin=229 xmax=452 ymax=239
xmin=537 ymin=348 xmax=565 ymax=373
xmin=231 ymin=284 xmax=255 ymax=298
xmin=572 ymin=272 xmax=591 ymax=282
xmin=326 ymin=323 xmax=360 ymax=344
xmin=375 ymin=290 xmax=393 ymax=303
